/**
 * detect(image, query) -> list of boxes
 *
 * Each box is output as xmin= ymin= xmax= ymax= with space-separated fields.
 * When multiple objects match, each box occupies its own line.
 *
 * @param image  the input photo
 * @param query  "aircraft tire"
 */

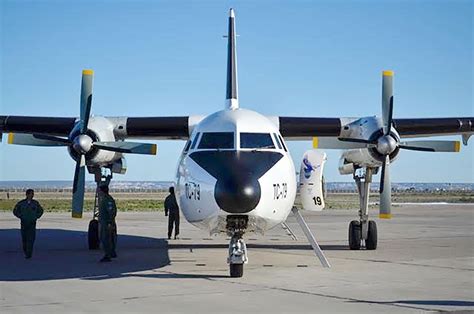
xmin=348 ymin=220 xmax=361 ymax=250
xmin=365 ymin=220 xmax=377 ymax=250
xmin=88 ymin=219 xmax=100 ymax=250
xmin=230 ymin=263 xmax=244 ymax=278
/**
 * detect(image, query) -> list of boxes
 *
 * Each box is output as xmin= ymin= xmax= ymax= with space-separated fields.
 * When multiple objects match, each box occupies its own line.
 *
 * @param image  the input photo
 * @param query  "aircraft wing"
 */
xmin=277 ymin=116 xmax=474 ymax=143
xmin=0 ymin=115 xmax=201 ymax=140
xmin=0 ymin=116 xmax=76 ymax=137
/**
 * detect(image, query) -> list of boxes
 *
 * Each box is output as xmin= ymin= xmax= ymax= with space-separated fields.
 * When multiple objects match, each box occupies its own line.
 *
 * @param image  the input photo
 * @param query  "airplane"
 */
xmin=1 ymin=9 xmax=472 ymax=277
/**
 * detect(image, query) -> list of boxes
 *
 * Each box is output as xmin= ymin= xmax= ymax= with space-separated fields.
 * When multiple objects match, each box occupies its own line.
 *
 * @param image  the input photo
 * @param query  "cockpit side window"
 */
xmin=240 ymin=133 xmax=275 ymax=149
xmin=198 ymin=132 xmax=234 ymax=149
xmin=278 ymin=135 xmax=288 ymax=152
xmin=183 ymin=140 xmax=192 ymax=152
xmin=272 ymin=133 xmax=283 ymax=149
xmin=190 ymin=132 xmax=201 ymax=149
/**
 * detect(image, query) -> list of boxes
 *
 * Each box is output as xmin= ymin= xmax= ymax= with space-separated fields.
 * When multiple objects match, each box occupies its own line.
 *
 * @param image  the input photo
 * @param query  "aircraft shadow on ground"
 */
xmin=0 ymin=228 xmax=170 ymax=282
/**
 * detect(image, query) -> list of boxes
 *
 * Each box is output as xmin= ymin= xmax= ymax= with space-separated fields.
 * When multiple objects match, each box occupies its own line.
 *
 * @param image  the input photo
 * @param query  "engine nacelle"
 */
xmin=68 ymin=116 xmax=122 ymax=167
xmin=299 ymin=150 xmax=327 ymax=211
xmin=111 ymin=157 xmax=127 ymax=174
xmin=338 ymin=156 xmax=355 ymax=175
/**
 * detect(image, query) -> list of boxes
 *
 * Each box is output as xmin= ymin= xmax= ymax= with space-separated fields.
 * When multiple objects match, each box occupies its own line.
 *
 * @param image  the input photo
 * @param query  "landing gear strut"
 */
xmin=87 ymin=167 xmax=113 ymax=250
xmin=226 ymin=215 xmax=248 ymax=278
xmin=349 ymin=167 xmax=378 ymax=250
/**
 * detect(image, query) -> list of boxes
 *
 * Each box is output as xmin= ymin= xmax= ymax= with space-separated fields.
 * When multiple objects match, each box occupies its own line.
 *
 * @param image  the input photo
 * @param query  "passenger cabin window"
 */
xmin=198 ymin=132 xmax=234 ymax=149
xmin=240 ymin=133 xmax=275 ymax=149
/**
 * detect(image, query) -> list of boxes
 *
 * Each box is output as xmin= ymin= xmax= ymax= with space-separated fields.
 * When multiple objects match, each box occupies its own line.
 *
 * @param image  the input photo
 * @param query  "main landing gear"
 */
xmin=87 ymin=167 xmax=113 ymax=250
xmin=349 ymin=167 xmax=378 ymax=250
xmin=226 ymin=215 xmax=248 ymax=278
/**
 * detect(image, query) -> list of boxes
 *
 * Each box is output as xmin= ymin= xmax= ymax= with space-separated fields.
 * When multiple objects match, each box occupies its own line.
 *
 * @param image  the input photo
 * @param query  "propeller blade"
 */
xmin=80 ymin=69 xmax=93 ymax=134
xmin=7 ymin=133 xmax=69 ymax=146
xmin=379 ymin=155 xmax=391 ymax=219
xmin=93 ymin=141 xmax=157 ymax=155
xmin=386 ymin=96 xmax=394 ymax=135
xmin=382 ymin=70 xmax=394 ymax=135
xmin=312 ymin=137 xmax=368 ymax=149
xmin=337 ymin=138 xmax=376 ymax=145
xmin=399 ymin=140 xmax=461 ymax=152
xmin=72 ymin=155 xmax=86 ymax=218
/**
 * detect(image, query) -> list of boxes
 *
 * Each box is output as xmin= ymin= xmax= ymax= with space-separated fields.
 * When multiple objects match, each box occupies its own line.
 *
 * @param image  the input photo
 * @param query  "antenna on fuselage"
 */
xmin=225 ymin=8 xmax=239 ymax=110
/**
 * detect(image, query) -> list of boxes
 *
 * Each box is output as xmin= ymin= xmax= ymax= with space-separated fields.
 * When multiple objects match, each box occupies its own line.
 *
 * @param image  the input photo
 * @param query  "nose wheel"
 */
xmin=228 ymin=234 xmax=248 ymax=277
xmin=226 ymin=215 xmax=249 ymax=277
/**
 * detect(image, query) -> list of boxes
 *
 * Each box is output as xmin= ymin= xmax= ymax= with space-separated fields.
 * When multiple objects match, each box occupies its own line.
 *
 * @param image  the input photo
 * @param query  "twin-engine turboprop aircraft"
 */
xmin=1 ymin=9 xmax=473 ymax=277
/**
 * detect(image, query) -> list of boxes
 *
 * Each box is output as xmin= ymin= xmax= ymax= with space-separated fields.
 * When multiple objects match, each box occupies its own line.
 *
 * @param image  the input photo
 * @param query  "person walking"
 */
xmin=13 ymin=189 xmax=44 ymax=259
xmin=164 ymin=187 xmax=180 ymax=240
xmin=98 ymin=185 xmax=117 ymax=262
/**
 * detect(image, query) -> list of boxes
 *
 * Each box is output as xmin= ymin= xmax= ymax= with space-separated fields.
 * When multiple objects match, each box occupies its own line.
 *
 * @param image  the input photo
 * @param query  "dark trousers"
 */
xmin=168 ymin=213 xmax=180 ymax=239
xmin=20 ymin=222 xmax=36 ymax=258
xmin=100 ymin=222 xmax=116 ymax=258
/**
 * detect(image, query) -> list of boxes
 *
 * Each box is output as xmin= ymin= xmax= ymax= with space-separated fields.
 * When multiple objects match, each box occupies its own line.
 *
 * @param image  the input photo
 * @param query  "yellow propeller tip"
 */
xmin=454 ymin=141 xmax=461 ymax=152
xmin=7 ymin=133 xmax=14 ymax=144
xmin=312 ymin=137 xmax=319 ymax=148
xmin=82 ymin=69 xmax=94 ymax=75
xmin=382 ymin=70 xmax=394 ymax=76
xmin=379 ymin=214 xmax=392 ymax=219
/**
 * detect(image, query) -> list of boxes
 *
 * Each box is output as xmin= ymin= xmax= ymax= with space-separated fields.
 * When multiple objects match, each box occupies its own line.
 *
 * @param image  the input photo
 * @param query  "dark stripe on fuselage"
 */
xmin=279 ymin=117 xmax=342 ymax=137
xmin=189 ymin=151 xmax=283 ymax=214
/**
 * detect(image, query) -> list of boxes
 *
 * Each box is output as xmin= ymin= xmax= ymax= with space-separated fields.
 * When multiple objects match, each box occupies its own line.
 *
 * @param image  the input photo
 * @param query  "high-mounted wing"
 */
xmin=277 ymin=116 xmax=473 ymax=141
xmin=0 ymin=116 xmax=76 ymax=136
xmin=277 ymin=70 xmax=473 ymax=221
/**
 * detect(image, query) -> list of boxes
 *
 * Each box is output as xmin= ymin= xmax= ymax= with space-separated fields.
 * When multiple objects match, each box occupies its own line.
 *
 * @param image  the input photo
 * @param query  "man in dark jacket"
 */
xmin=13 ymin=189 xmax=44 ymax=259
xmin=98 ymin=185 xmax=117 ymax=262
xmin=164 ymin=187 xmax=180 ymax=240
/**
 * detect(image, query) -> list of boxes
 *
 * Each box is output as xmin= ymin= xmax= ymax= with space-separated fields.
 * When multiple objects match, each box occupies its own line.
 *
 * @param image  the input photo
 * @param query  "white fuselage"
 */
xmin=175 ymin=108 xmax=297 ymax=235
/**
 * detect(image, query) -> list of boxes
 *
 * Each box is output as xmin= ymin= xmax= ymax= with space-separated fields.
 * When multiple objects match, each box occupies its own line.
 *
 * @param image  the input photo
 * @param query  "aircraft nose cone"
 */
xmin=189 ymin=150 xmax=283 ymax=214
xmin=215 ymin=177 xmax=261 ymax=213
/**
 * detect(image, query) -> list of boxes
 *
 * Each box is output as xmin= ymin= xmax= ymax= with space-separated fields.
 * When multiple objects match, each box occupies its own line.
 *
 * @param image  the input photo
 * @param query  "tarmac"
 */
xmin=0 ymin=204 xmax=473 ymax=313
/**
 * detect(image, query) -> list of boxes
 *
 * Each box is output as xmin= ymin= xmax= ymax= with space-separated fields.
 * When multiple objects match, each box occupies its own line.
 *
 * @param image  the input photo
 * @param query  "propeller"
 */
xmin=6 ymin=69 xmax=157 ymax=218
xmin=338 ymin=71 xmax=461 ymax=219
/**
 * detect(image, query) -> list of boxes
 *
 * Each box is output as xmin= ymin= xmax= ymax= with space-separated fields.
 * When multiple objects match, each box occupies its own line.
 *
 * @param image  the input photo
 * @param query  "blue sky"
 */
xmin=0 ymin=0 xmax=472 ymax=182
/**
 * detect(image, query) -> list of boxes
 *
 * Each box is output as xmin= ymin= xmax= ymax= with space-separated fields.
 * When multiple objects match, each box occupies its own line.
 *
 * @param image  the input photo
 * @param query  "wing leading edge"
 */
xmin=0 ymin=115 xmax=197 ymax=140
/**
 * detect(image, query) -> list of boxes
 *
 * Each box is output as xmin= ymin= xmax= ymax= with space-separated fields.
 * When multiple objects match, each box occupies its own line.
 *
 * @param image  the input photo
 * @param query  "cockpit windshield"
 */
xmin=240 ymin=133 xmax=275 ymax=149
xmin=198 ymin=132 xmax=234 ymax=149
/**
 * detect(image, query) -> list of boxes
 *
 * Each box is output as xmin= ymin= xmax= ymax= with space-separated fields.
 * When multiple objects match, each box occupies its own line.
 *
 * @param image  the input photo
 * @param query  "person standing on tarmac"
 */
xmin=98 ymin=185 xmax=117 ymax=262
xmin=164 ymin=187 xmax=180 ymax=240
xmin=13 ymin=189 xmax=44 ymax=259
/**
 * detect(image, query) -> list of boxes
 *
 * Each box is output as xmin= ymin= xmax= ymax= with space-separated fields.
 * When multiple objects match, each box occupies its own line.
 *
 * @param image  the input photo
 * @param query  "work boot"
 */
xmin=174 ymin=235 xmax=179 ymax=240
xmin=100 ymin=256 xmax=111 ymax=262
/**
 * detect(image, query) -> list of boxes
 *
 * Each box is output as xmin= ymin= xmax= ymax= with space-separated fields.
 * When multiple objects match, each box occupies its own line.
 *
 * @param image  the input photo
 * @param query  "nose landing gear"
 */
xmin=226 ymin=215 xmax=249 ymax=277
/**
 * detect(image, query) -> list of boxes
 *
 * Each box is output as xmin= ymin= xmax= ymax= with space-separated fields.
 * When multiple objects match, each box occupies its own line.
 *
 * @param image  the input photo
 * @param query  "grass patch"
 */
xmin=0 ymin=199 xmax=164 ymax=212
